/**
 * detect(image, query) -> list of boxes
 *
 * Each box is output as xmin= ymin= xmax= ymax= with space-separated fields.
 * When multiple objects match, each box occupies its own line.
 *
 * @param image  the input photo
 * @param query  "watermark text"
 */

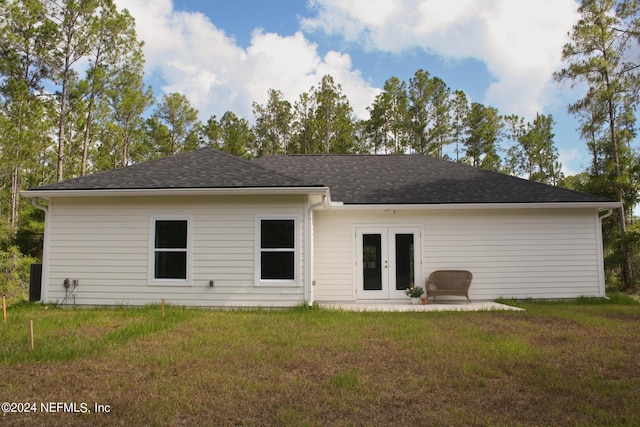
xmin=2 ymin=401 xmax=111 ymax=414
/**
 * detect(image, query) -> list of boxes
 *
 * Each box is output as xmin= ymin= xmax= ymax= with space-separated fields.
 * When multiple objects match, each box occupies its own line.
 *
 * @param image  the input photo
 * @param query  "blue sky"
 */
xmin=115 ymin=0 xmax=591 ymax=176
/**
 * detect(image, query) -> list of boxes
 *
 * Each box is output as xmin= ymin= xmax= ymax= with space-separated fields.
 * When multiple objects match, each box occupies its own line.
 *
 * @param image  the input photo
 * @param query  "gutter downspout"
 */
xmin=305 ymin=194 xmax=327 ymax=307
xmin=597 ymin=209 xmax=614 ymax=298
xmin=29 ymin=198 xmax=49 ymax=304
xmin=599 ymin=209 xmax=614 ymax=221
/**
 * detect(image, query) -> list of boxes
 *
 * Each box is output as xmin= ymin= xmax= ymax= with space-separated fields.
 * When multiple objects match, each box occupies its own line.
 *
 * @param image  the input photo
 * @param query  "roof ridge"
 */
xmin=262 ymin=153 xmax=410 ymax=157
xmin=210 ymin=148 xmax=311 ymax=185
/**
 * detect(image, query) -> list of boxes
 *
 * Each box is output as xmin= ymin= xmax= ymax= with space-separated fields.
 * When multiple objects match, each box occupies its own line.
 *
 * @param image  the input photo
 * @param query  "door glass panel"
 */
xmin=362 ymin=234 xmax=382 ymax=290
xmin=395 ymin=234 xmax=414 ymax=290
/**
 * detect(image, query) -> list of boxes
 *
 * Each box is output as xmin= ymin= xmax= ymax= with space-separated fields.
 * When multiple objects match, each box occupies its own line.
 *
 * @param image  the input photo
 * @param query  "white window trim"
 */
xmin=148 ymin=215 xmax=193 ymax=286
xmin=255 ymin=215 xmax=301 ymax=287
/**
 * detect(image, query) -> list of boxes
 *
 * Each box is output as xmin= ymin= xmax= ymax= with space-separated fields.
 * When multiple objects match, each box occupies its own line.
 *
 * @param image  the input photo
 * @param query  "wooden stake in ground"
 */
xmin=2 ymin=296 xmax=6 ymax=322
xmin=29 ymin=320 xmax=34 ymax=350
xmin=161 ymin=298 xmax=165 ymax=317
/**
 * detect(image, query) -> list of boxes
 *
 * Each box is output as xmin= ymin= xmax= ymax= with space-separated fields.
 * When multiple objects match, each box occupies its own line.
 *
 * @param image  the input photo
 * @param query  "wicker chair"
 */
xmin=425 ymin=270 xmax=473 ymax=304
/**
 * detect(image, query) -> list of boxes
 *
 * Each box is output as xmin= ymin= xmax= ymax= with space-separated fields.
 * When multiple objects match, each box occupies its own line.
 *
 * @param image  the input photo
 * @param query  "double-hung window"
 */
xmin=152 ymin=218 xmax=190 ymax=281
xmin=259 ymin=218 xmax=297 ymax=282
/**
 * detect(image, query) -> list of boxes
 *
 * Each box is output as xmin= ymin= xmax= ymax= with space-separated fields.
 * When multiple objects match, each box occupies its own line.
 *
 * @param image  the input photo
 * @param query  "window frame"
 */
xmin=255 ymin=215 xmax=300 ymax=286
xmin=149 ymin=216 xmax=193 ymax=285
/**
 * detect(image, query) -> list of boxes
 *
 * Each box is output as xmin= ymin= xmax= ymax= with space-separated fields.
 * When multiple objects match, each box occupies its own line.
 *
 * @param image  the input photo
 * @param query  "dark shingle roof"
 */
xmin=253 ymin=154 xmax=613 ymax=205
xmin=30 ymin=148 xmax=613 ymax=205
xmin=31 ymin=148 xmax=312 ymax=191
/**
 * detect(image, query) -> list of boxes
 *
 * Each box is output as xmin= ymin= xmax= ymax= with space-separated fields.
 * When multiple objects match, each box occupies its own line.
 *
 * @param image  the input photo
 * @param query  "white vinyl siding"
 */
xmin=312 ymin=211 xmax=358 ymax=301
xmin=42 ymin=194 xmax=604 ymax=307
xmin=423 ymin=210 xmax=601 ymax=300
xmin=43 ymin=195 xmax=306 ymax=307
xmin=312 ymin=208 xmax=603 ymax=302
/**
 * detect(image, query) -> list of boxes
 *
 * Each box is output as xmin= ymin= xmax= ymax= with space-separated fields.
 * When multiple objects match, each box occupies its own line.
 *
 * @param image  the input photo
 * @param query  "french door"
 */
xmin=355 ymin=227 xmax=421 ymax=300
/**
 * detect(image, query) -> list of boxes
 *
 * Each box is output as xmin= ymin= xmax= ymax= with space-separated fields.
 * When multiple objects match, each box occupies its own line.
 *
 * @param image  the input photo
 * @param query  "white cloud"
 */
xmin=115 ymin=0 xmax=378 ymax=121
xmin=241 ymin=31 xmax=377 ymax=118
xmin=558 ymin=148 xmax=581 ymax=177
xmin=114 ymin=0 xmax=582 ymax=130
xmin=303 ymin=0 xmax=580 ymax=119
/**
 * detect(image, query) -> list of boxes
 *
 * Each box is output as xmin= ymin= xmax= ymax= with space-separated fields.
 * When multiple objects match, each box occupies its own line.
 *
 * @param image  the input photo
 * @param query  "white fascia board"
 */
xmin=326 ymin=201 xmax=622 ymax=211
xmin=21 ymin=186 xmax=331 ymax=200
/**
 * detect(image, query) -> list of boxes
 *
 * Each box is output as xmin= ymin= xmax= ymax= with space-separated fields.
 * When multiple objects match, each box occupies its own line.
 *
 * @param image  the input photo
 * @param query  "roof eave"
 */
xmin=327 ymin=201 xmax=621 ymax=211
xmin=21 ymin=186 xmax=330 ymax=200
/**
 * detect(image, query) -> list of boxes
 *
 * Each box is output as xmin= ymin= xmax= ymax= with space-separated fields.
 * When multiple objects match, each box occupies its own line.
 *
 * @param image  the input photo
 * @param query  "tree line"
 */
xmin=206 ymin=74 xmax=562 ymax=183
xmin=556 ymin=0 xmax=640 ymax=291
xmin=0 ymin=0 xmax=638 ymax=300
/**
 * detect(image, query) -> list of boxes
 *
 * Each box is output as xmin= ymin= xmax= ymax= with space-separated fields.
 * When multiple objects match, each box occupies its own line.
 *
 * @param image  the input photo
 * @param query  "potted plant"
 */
xmin=405 ymin=285 xmax=424 ymax=304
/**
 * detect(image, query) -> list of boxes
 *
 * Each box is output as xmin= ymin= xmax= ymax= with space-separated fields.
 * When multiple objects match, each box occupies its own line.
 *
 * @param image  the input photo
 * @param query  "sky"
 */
xmin=113 ymin=0 xmax=590 ymax=176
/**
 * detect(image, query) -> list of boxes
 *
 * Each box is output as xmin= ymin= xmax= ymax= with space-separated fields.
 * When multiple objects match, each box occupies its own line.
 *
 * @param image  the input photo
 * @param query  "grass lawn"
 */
xmin=1 ymin=297 xmax=639 ymax=426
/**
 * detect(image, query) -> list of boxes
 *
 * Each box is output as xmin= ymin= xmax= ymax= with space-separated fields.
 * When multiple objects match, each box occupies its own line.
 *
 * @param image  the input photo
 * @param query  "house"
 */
xmin=22 ymin=148 xmax=619 ymax=307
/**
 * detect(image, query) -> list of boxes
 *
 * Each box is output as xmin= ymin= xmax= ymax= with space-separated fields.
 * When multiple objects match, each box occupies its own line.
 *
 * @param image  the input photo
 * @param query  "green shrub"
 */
xmin=0 ymin=245 xmax=38 ymax=304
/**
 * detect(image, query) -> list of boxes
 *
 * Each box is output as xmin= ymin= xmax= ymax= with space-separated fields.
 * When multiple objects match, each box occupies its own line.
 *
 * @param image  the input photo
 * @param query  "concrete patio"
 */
xmin=318 ymin=300 xmax=525 ymax=312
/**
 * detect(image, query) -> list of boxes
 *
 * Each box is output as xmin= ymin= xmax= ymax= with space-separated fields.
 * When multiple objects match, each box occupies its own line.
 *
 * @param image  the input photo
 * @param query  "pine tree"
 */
xmin=555 ymin=0 xmax=640 ymax=290
xmin=218 ymin=111 xmax=253 ymax=158
xmin=252 ymin=89 xmax=293 ymax=156
xmin=0 ymin=0 xmax=57 ymax=234
xmin=408 ymin=70 xmax=451 ymax=157
xmin=463 ymin=103 xmax=502 ymax=171
xmin=365 ymin=77 xmax=409 ymax=154
xmin=504 ymin=114 xmax=563 ymax=185
xmin=151 ymin=93 xmax=200 ymax=156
